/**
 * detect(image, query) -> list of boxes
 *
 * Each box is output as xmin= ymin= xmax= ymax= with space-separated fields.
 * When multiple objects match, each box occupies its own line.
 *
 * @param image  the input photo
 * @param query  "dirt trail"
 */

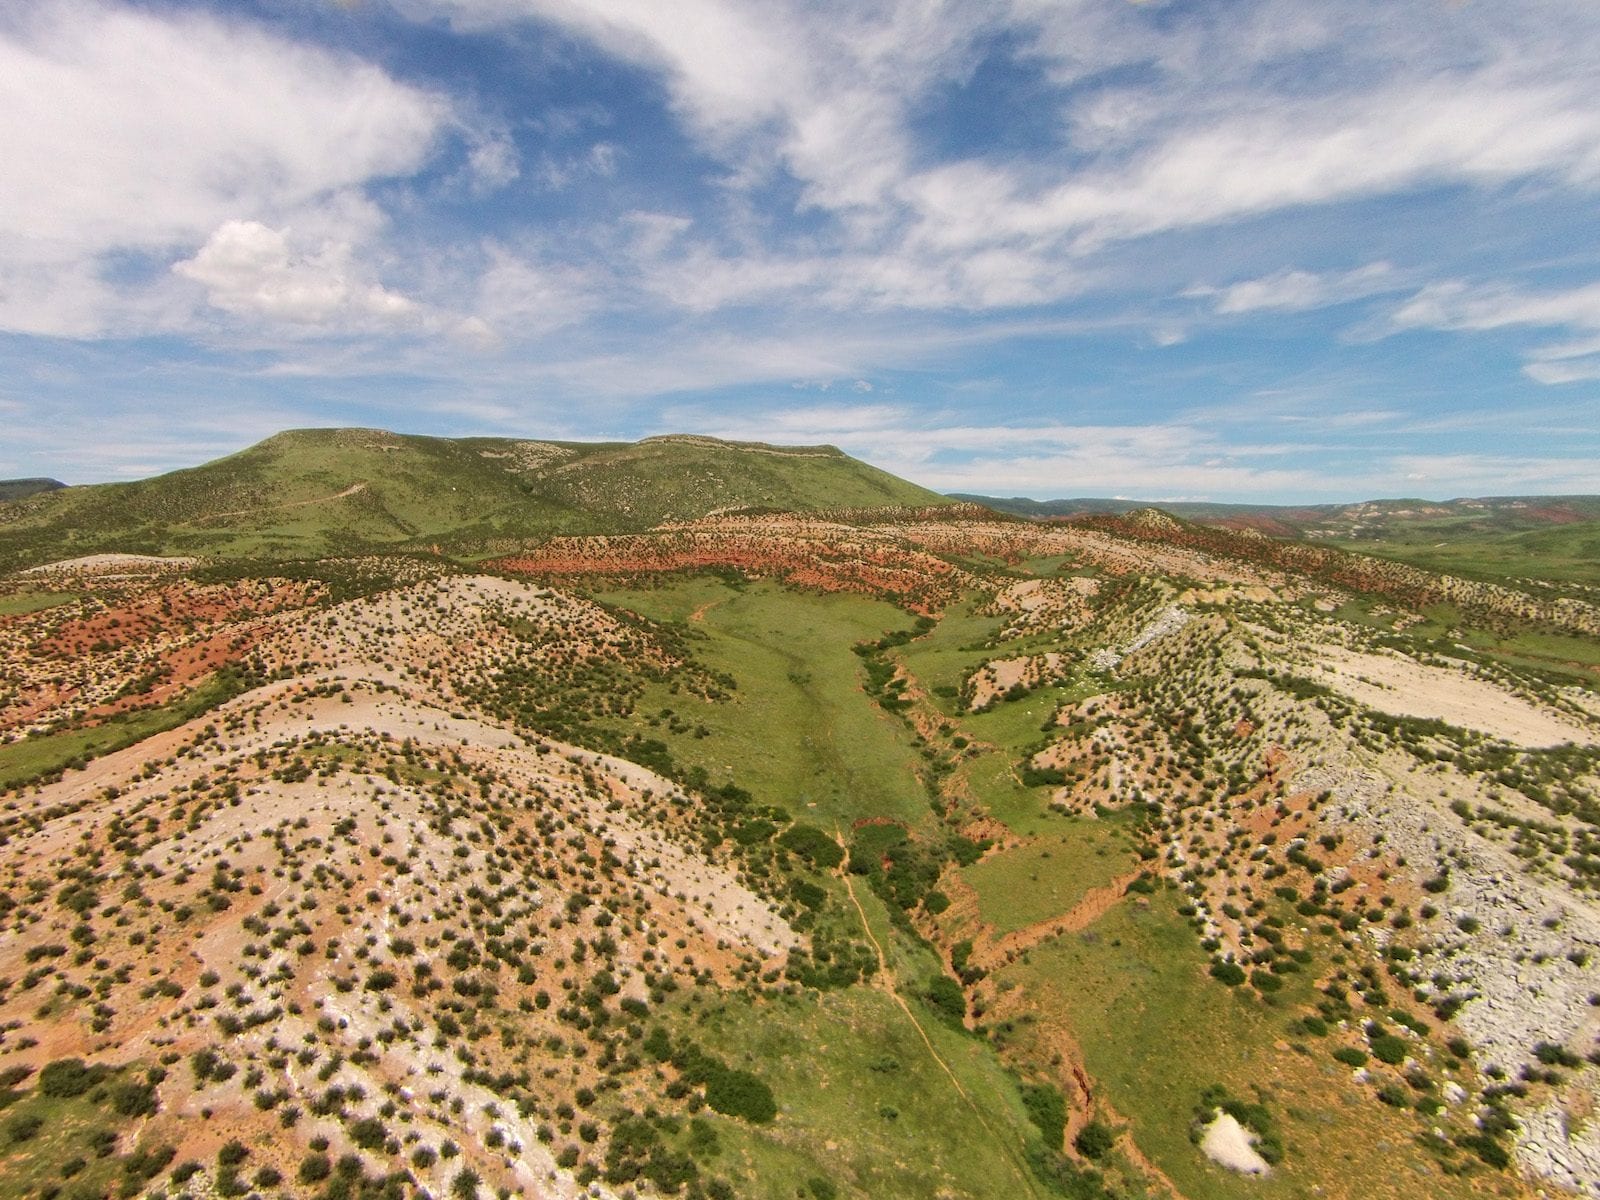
xmin=189 ymin=481 xmax=369 ymax=523
xmin=973 ymin=868 xmax=1145 ymax=971
xmin=686 ymin=598 xmax=723 ymax=623
xmin=833 ymin=831 xmax=1043 ymax=1200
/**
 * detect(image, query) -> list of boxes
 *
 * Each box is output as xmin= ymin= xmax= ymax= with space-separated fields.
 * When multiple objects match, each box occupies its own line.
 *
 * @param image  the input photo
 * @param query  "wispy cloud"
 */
xmin=399 ymin=0 xmax=1600 ymax=319
xmin=645 ymin=394 xmax=1600 ymax=500
xmin=1187 ymin=263 xmax=1401 ymax=315
xmin=1392 ymin=279 xmax=1600 ymax=384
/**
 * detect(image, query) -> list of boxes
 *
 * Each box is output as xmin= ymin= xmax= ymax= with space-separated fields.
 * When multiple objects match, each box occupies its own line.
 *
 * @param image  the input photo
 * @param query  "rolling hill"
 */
xmin=0 ymin=429 xmax=952 ymax=570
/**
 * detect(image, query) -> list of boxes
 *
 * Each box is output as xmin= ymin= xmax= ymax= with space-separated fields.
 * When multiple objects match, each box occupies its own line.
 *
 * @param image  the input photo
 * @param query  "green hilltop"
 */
xmin=0 ymin=428 xmax=952 ymax=570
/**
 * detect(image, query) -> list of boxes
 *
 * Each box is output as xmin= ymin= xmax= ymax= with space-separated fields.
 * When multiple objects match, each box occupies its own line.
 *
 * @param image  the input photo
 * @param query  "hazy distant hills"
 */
xmin=952 ymin=491 xmax=1600 ymax=586
xmin=0 ymin=428 xmax=952 ymax=570
xmin=951 ymin=492 xmax=1600 ymax=537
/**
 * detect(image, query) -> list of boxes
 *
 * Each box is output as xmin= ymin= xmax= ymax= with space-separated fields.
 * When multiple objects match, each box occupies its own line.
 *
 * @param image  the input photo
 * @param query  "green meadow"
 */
xmin=965 ymin=821 xmax=1140 ymax=934
xmin=592 ymin=579 xmax=936 ymax=833
xmin=658 ymin=986 xmax=1047 ymax=1200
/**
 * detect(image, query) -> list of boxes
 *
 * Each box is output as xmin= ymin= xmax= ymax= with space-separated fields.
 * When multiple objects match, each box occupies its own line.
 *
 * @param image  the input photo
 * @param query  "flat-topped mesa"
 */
xmin=0 ymin=426 xmax=954 ymax=571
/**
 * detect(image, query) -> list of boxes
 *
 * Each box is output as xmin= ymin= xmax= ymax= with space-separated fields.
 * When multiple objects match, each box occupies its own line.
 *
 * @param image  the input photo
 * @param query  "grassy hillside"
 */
xmin=0 ymin=428 xmax=951 ymax=569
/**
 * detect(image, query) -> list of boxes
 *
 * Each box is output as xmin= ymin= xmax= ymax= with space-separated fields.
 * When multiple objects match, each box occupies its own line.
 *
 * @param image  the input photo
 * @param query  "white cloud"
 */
xmin=0 ymin=254 xmax=115 ymax=340
xmin=5 ymin=0 xmax=1599 ymax=499
xmin=1523 ymin=358 xmax=1600 ymax=385
xmin=534 ymin=141 xmax=620 ymax=191
xmin=897 ymin=76 xmax=1600 ymax=259
xmin=1383 ymin=453 xmax=1600 ymax=494
xmin=1393 ymin=280 xmax=1600 ymax=335
xmin=173 ymin=221 xmax=420 ymax=329
xmin=0 ymin=394 xmax=316 ymax=483
xmin=0 ymin=1 xmax=448 ymax=335
xmin=392 ymin=1 xmax=1600 ymax=332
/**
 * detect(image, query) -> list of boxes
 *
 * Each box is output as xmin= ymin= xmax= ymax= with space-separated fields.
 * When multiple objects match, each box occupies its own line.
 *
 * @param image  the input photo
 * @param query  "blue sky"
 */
xmin=3 ymin=1 xmax=1600 ymax=501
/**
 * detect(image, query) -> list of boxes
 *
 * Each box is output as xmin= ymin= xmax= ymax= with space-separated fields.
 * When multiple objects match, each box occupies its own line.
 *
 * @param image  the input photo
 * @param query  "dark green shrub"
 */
xmin=1209 ymin=961 xmax=1246 ymax=986
xmin=7 ymin=1113 xmax=44 ymax=1144
xmin=704 ymin=1067 xmax=776 ymax=1124
xmin=1369 ymin=1035 xmax=1407 ymax=1065
xmin=171 ymin=1161 xmax=203 ymax=1183
xmin=349 ymin=1117 xmax=388 ymax=1149
xmin=1074 ymin=1120 xmax=1116 ymax=1160
xmin=1534 ymin=1041 xmax=1582 ymax=1068
xmin=1021 ymin=1082 xmax=1066 ymax=1148
xmin=642 ymin=1027 xmax=672 ymax=1062
xmin=37 ymin=1058 xmax=106 ymax=1098
xmin=216 ymin=1139 xmax=248 ymax=1166
xmin=1376 ymin=1084 xmax=1410 ymax=1108
xmin=777 ymin=824 xmax=844 ymax=870
xmin=790 ymin=879 xmax=826 ymax=909
xmin=924 ymin=976 xmax=966 ymax=1026
xmin=364 ymin=968 xmax=398 ymax=992
xmin=1250 ymin=971 xmax=1283 ymax=994
xmin=110 ymin=1079 xmax=159 ymax=1117
xmin=1458 ymin=1133 xmax=1510 ymax=1169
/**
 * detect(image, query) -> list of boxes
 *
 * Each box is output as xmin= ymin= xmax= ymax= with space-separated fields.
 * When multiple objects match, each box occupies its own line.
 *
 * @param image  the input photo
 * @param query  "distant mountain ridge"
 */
xmin=0 ymin=477 xmax=65 ymax=503
xmin=0 ymin=428 xmax=953 ymax=571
